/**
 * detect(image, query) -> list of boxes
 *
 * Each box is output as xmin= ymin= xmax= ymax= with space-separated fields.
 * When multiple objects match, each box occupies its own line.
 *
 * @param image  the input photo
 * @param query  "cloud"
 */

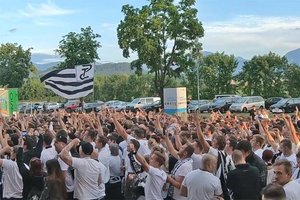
xmin=8 ymin=28 xmax=17 ymax=33
xmin=201 ymin=15 xmax=300 ymax=58
xmin=19 ymin=1 xmax=77 ymax=18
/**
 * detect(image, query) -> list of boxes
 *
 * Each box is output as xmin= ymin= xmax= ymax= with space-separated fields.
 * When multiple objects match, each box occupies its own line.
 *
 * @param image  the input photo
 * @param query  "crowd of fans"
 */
xmin=0 ymin=105 xmax=299 ymax=200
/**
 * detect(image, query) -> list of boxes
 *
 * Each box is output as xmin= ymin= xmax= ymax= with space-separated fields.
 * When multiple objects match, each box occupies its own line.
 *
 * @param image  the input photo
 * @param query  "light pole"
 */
xmin=192 ymin=47 xmax=201 ymax=113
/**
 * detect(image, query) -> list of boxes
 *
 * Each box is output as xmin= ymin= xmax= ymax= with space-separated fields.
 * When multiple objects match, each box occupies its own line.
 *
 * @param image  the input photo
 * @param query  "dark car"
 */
xmin=143 ymin=100 xmax=162 ymax=113
xmin=270 ymin=98 xmax=300 ymax=113
xmin=265 ymin=97 xmax=283 ymax=109
xmin=210 ymin=97 xmax=239 ymax=113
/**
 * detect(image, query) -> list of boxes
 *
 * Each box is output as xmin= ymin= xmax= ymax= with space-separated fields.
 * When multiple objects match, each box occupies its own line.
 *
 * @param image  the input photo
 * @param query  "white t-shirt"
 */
xmin=173 ymin=159 xmax=193 ymax=200
xmin=283 ymin=180 xmax=300 ymax=200
xmin=191 ymin=153 xmax=203 ymax=170
xmin=277 ymin=153 xmax=298 ymax=173
xmin=72 ymin=157 xmax=105 ymax=199
xmin=109 ymin=155 xmax=122 ymax=177
xmin=2 ymin=159 xmax=23 ymax=199
xmin=127 ymin=135 xmax=151 ymax=156
xmin=98 ymin=143 xmax=111 ymax=183
xmin=254 ymin=148 xmax=264 ymax=159
xmin=40 ymin=146 xmax=57 ymax=171
xmin=58 ymin=157 xmax=74 ymax=192
xmin=145 ymin=166 xmax=167 ymax=200
xmin=292 ymin=168 xmax=300 ymax=180
xmin=182 ymin=169 xmax=222 ymax=200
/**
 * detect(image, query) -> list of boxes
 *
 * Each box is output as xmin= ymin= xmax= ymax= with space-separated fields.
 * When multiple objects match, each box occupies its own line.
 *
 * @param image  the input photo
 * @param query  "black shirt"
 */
xmin=246 ymin=152 xmax=268 ymax=188
xmin=227 ymin=163 xmax=261 ymax=200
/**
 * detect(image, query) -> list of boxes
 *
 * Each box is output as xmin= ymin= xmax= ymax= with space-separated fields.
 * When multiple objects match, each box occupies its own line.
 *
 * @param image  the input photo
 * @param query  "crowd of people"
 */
xmin=0 ymin=105 xmax=299 ymax=200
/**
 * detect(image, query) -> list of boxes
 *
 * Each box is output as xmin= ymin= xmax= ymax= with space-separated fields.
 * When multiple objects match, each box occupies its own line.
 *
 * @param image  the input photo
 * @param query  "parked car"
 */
xmin=210 ymin=97 xmax=240 ymax=113
xmin=188 ymin=100 xmax=210 ymax=113
xmin=126 ymin=97 xmax=161 ymax=111
xmin=83 ymin=102 xmax=101 ymax=112
xmin=115 ymin=102 xmax=129 ymax=111
xmin=270 ymin=98 xmax=300 ymax=113
xmin=46 ymin=103 xmax=60 ymax=112
xmin=198 ymin=102 xmax=213 ymax=113
xmin=229 ymin=96 xmax=265 ymax=112
xmin=64 ymin=100 xmax=81 ymax=112
xmin=143 ymin=100 xmax=162 ymax=113
xmin=265 ymin=97 xmax=283 ymax=109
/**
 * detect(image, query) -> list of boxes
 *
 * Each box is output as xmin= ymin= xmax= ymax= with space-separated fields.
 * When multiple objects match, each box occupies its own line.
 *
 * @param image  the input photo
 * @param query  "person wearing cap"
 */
xmin=54 ymin=130 xmax=75 ymax=199
xmin=59 ymin=138 xmax=106 ymax=200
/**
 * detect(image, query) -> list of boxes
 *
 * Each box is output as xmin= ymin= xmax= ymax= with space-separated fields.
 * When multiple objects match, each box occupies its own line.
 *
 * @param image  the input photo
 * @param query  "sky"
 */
xmin=1 ymin=0 xmax=300 ymax=64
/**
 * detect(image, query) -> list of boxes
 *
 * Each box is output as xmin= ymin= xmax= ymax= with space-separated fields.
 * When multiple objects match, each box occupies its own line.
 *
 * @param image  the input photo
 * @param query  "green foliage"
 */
xmin=19 ymin=78 xmax=46 ymax=100
xmin=284 ymin=64 xmax=300 ymax=97
xmin=55 ymin=26 xmax=101 ymax=69
xmin=185 ymin=52 xmax=237 ymax=99
xmin=0 ymin=43 xmax=33 ymax=88
xmin=238 ymin=52 xmax=289 ymax=97
xmin=117 ymin=0 xmax=204 ymax=98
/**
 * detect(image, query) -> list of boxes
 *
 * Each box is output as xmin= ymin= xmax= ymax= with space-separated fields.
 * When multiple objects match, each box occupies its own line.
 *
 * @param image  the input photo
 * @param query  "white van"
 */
xmin=126 ymin=97 xmax=161 ymax=110
xmin=229 ymin=96 xmax=265 ymax=112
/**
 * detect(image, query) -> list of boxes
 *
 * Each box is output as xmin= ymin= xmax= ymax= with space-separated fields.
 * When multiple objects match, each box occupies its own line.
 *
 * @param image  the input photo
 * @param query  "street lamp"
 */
xmin=192 ymin=47 xmax=201 ymax=112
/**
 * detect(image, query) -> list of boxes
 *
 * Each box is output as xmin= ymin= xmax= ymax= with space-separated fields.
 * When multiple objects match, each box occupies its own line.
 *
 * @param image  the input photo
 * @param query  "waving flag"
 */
xmin=40 ymin=64 xmax=94 ymax=99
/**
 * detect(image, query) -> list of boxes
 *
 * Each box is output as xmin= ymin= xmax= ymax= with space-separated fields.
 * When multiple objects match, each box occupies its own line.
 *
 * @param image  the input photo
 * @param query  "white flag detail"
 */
xmin=40 ymin=64 xmax=94 ymax=99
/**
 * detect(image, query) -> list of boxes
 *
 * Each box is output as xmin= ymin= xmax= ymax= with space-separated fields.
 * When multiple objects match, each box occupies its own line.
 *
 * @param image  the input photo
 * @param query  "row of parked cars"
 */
xmin=188 ymin=95 xmax=300 ymax=113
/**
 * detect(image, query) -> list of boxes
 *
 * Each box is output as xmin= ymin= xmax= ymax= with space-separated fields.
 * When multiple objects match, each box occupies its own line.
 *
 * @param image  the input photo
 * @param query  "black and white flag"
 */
xmin=40 ymin=64 xmax=94 ymax=99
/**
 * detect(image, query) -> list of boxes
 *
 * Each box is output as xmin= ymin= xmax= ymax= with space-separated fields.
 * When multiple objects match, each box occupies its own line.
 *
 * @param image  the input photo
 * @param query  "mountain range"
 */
xmin=33 ymin=48 xmax=300 ymax=75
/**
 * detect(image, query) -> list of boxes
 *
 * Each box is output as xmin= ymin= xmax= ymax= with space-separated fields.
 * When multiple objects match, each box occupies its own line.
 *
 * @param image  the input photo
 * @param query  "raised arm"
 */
xmin=162 ymin=135 xmax=179 ymax=160
xmin=194 ymin=115 xmax=210 ymax=153
xmin=59 ymin=138 xmax=80 ymax=166
xmin=112 ymin=114 xmax=128 ymax=140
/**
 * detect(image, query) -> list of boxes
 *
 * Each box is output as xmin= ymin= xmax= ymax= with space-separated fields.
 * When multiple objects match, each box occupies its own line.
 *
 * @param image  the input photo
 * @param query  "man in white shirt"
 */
xmin=277 ymin=139 xmax=298 ymax=173
xmin=128 ymin=142 xmax=167 ymax=200
xmin=273 ymin=159 xmax=300 ymax=200
xmin=40 ymin=133 xmax=57 ymax=171
xmin=180 ymin=154 xmax=223 ymax=200
xmin=59 ymin=138 xmax=106 ymax=200
xmin=95 ymin=135 xmax=111 ymax=185
xmin=163 ymin=135 xmax=194 ymax=200
xmin=251 ymin=134 xmax=265 ymax=159
xmin=0 ymin=146 xmax=23 ymax=200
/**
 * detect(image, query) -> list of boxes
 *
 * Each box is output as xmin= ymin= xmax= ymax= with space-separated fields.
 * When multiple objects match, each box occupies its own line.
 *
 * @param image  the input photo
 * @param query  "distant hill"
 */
xmin=285 ymin=48 xmax=300 ymax=65
xmin=36 ymin=61 xmax=134 ymax=76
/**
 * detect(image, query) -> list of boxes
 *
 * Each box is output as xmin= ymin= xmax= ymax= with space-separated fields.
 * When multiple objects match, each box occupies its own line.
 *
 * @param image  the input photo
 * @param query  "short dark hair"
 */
xmin=134 ymin=128 xmax=146 ymax=139
xmin=130 ymin=139 xmax=140 ymax=151
xmin=228 ymin=138 xmax=237 ymax=150
xmin=184 ymin=143 xmax=194 ymax=158
xmin=213 ymin=135 xmax=226 ymax=150
xmin=44 ymin=133 xmax=53 ymax=146
xmin=97 ymin=135 xmax=108 ymax=147
xmin=235 ymin=140 xmax=252 ymax=153
xmin=261 ymin=183 xmax=286 ymax=200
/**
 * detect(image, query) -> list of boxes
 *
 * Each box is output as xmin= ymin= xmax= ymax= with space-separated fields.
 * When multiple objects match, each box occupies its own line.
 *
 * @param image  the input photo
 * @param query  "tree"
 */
xmin=185 ymin=52 xmax=237 ymax=99
xmin=19 ymin=78 xmax=46 ymax=100
xmin=238 ymin=52 xmax=289 ymax=97
xmin=117 ymin=0 xmax=204 ymax=99
xmin=55 ymin=26 xmax=101 ymax=69
xmin=0 ymin=43 xmax=34 ymax=88
xmin=285 ymin=64 xmax=300 ymax=97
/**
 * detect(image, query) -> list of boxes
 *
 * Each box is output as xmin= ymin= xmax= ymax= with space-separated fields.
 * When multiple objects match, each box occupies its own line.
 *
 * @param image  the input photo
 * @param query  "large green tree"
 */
xmin=19 ymin=78 xmax=46 ymax=100
xmin=238 ymin=52 xmax=289 ymax=97
xmin=285 ymin=64 xmax=300 ymax=97
xmin=185 ymin=52 xmax=237 ymax=99
xmin=56 ymin=26 xmax=101 ymax=69
xmin=117 ymin=0 xmax=204 ymax=98
xmin=0 ymin=43 xmax=34 ymax=88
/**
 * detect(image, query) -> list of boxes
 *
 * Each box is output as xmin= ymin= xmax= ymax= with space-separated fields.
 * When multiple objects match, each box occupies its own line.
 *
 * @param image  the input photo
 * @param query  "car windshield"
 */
xmin=214 ymin=98 xmax=228 ymax=104
xmin=235 ymin=98 xmax=247 ymax=103
xmin=276 ymin=98 xmax=289 ymax=105
xmin=131 ymin=99 xmax=139 ymax=104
